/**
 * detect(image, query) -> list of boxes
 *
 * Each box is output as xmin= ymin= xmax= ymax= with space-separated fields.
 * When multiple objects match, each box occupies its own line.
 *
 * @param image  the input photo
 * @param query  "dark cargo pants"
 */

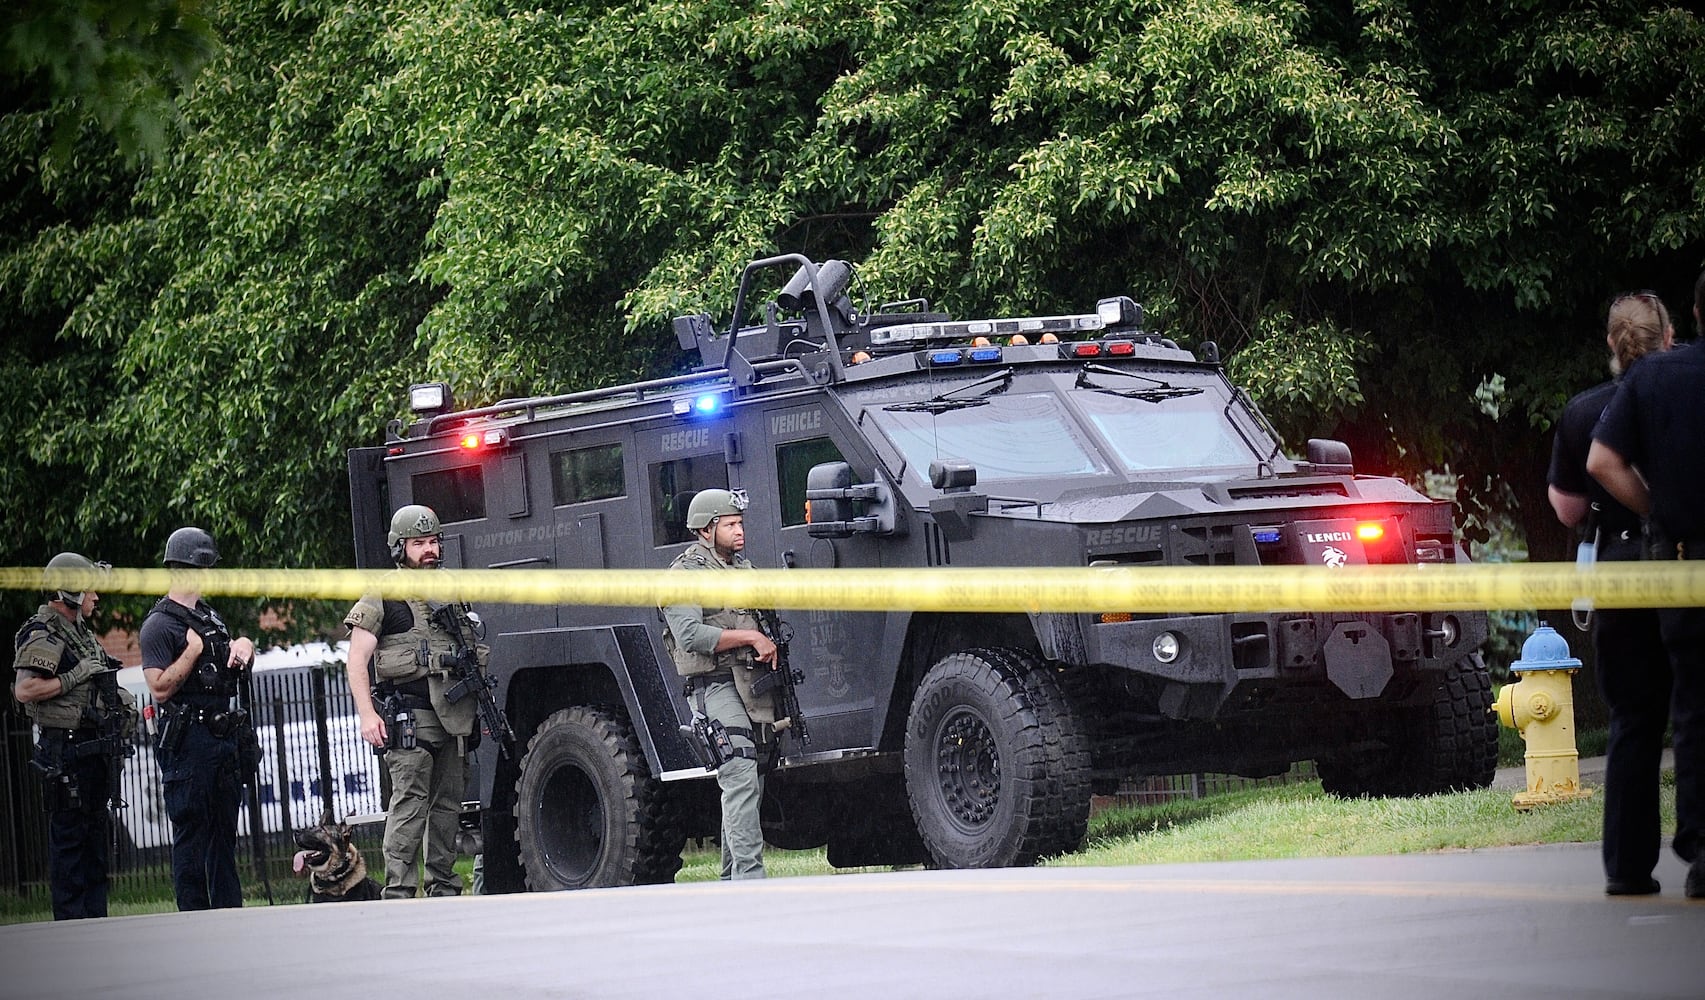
xmin=158 ymin=722 xmax=243 ymax=910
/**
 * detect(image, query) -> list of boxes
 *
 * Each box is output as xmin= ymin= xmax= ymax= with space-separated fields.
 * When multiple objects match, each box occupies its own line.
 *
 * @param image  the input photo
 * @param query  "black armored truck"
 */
xmin=347 ymin=254 xmax=1498 ymax=892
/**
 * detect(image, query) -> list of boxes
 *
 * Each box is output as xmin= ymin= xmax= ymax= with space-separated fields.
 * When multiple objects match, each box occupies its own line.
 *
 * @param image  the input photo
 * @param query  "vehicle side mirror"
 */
xmin=1306 ymin=438 xmax=1354 ymax=476
xmin=805 ymin=461 xmax=901 ymax=538
xmin=805 ymin=462 xmax=853 ymax=536
xmin=929 ymin=461 xmax=976 ymax=493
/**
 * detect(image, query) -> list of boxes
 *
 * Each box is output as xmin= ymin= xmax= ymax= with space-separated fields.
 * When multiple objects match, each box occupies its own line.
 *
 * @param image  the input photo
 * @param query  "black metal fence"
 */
xmin=2 ymin=663 xmax=383 ymax=899
xmin=2 ymin=665 xmax=1317 ymax=901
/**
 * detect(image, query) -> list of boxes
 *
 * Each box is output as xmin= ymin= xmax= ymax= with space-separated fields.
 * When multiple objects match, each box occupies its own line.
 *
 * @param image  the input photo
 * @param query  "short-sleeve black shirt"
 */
xmin=1593 ymin=341 xmax=1705 ymax=539
xmin=1548 ymin=379 xmax=1641 ymax=538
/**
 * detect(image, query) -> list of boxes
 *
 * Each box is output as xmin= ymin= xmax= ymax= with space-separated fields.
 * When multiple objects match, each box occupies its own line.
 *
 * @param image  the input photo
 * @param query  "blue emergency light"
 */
xmin=673 ymin=393 xmax=726 ymax=418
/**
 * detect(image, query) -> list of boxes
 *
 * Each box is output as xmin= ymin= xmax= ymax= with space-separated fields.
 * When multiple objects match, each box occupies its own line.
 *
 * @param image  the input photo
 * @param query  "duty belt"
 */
xmin=161 ymin=702 xmax=246 ymax=739
xmin=39 ymin=727 xmax=123 ymax=760
xmin=1651 ymin=534 xmax=1705 ymax=561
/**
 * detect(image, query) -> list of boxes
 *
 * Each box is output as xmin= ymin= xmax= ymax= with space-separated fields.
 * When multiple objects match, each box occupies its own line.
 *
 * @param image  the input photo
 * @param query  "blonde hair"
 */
xmin=1606 ymin=292 xmax=1671 ymax=375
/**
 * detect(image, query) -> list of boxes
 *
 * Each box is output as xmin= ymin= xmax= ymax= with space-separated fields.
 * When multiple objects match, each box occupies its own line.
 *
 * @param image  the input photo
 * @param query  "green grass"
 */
xmin=1060 ymin=778 xmax=1643 ymax=867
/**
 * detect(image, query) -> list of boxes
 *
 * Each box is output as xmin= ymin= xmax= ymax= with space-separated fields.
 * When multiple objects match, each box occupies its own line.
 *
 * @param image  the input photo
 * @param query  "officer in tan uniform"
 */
xmin=661 ymin=489 xmax=781 ymax=879
xmin=12 ymin=552 xmax=135 ymax=919
xmin=346 ymin=504 xmax=487 ymax=898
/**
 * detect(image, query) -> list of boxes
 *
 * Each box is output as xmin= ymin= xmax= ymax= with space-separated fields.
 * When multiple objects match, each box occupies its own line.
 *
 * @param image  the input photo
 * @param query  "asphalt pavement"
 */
xmin=4 ymin=751 xmax=1692 ymax=1000
xmin=2 ymin=839 xmax=1699 ymax=1000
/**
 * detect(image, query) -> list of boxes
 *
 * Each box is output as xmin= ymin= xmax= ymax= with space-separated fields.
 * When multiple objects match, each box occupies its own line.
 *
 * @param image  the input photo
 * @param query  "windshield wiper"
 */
xmin=1074 ymin=363 xmax=1204 ymax=402
xmin=885 ymin=367 xmax=1015 ymax=413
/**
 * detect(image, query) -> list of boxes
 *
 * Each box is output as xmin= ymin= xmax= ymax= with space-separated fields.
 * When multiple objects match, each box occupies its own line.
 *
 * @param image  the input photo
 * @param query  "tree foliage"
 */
xmin=3 ymin=0 xmax=1702 ymax=636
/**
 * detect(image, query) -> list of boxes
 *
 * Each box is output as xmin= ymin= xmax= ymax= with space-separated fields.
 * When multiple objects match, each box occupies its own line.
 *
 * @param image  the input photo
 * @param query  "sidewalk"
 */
xmin=1492 ymin=747 xmax=1676 ymax=791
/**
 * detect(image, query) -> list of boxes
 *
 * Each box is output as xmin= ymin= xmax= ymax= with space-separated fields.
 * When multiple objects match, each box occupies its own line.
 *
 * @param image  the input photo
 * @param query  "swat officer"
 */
xmin=140 ymin=526 xmax=257 ymax=910
xmin=11 ymin=552 xmax=135 ymax=920
xmin=345 ymin=504 xmax=486 ymax=898
xmin=661 ymin=488 xmax=781 ymax=880
xmin=1588 ymin=270 xmax=1705 ymax=900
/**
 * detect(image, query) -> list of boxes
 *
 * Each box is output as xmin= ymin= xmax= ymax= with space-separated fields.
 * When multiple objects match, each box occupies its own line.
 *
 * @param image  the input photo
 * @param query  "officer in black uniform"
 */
xmin=1548 ymin=291 xmax=1672 ymax=895
xmin=1589 ymin=270 xmax=1705 ymax=900
xmin=139 ymin=526 xmax=256 ymax=910
xmin=11 ymin=552 xmax=135 ymax=920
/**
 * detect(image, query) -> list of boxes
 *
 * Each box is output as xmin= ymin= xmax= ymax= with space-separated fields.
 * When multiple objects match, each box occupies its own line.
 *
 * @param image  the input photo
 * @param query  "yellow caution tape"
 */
xmin=6 ymin=561 xmax=1704 ymax=613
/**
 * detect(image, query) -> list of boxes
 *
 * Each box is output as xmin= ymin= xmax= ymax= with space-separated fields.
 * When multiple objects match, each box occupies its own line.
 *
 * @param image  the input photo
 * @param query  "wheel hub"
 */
xmin=935 ymin=709 xmax=1000 ymax=829
xmin=537 ymin=762 xmax=602 ymax=881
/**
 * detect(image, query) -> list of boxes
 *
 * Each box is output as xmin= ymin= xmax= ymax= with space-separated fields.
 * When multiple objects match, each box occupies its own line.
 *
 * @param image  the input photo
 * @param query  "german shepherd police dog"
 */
xmin=293 ymin=809 xmax=382 ymax=903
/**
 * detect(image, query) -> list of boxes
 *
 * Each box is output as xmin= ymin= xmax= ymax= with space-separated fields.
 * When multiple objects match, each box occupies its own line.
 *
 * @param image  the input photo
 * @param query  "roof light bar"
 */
xmin=868 ymin=312 xmax=1106 ymax=349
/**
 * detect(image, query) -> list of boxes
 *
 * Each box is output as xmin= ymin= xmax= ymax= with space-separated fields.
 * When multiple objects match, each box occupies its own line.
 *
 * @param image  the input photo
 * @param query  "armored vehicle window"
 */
xmin=552 ymin=443 xmax=625 ymax=505
xmin=872 ymin=392 xmax=1107 ymax=483
xmin=1071 ymin=385 xmax=1260 ymax=477
xmin=649 ymin=457 xmax=729 ymax=546
xmin=777 ymin=437 xmax=845 ymax=526
xmin=411 ymin=465 xmax=485 ymax=524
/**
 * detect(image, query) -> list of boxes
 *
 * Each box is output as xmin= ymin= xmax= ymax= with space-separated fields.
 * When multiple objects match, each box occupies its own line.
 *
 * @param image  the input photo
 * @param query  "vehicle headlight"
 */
xmin=1153 ymin=632 xmax=1181 ymax=664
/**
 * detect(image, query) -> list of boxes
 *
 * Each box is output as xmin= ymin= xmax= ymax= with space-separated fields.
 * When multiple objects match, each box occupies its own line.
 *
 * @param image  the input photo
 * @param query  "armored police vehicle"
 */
xmin=347 ymin=254 xmax=1497 ymax=892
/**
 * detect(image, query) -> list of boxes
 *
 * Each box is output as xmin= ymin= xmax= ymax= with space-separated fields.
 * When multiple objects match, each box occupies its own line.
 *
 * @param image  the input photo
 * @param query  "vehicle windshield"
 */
xmin=875 ymin=391 xmax=1109 ymax=481
xmin=866 ymin=368 xmax=1267 ymax=486
xmin=1069 ymin=382 xmax=1262 ymax=477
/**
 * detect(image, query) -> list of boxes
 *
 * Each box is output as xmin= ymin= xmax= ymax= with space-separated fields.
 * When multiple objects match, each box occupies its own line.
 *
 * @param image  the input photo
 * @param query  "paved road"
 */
xmin=2 ymin=842 xmax=1698 ymax=1000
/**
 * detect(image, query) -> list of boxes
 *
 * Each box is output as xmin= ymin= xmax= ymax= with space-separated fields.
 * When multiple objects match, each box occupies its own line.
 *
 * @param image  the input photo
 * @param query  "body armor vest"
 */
xmin=13 ymin=606 xmax=106 ymax=730
xmin=372 ymin=598 xmax=477 ymax=737
xmin=146 ymin=597 xmax=235 ymax=707
xmin=662 ymin=542 xmax=776 ymax=725
xmin=663 ymin=541 xmax=760 ymax=678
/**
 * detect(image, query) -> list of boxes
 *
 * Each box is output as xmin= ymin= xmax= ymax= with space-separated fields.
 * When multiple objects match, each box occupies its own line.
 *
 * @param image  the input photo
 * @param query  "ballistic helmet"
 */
xmin=45 ymin=551 xmax=101 ymax=607
xmin=387 ymin=504 xmax=442 ymax=563
xmin=685 ymin=488 xmax=748 ymax=531
xmin=163 ymin=527 xmax=219 ymax=568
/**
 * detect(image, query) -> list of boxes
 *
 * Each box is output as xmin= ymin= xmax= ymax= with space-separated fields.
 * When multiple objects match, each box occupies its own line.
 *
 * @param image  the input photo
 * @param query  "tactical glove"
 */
xmin=59 ymin=656 xmax=108 ymax=691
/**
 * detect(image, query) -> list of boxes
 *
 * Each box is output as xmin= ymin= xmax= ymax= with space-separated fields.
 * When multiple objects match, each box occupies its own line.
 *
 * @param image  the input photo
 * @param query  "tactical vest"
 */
xmin=372 ymin=598 xmax=477 ymax=737
xmin=662 ymin=541 xmax=760 ymax=678
xmin=145 ymin=597 xmax=235 ymax=707
xmin=662 ymin=542 xmax=777 ymax=725
xmin=13 ymin=606 xmax=106 ymax=730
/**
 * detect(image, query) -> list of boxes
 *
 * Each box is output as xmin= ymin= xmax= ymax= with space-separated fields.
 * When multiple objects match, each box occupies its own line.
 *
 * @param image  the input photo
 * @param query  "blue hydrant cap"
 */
xmin=1510 ymin=623 xmax=1581 ymax=672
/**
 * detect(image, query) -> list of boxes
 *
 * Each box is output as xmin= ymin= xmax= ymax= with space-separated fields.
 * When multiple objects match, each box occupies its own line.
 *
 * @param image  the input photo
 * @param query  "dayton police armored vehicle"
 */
xmin=348 ymin=254 xmax=1497 ymax=892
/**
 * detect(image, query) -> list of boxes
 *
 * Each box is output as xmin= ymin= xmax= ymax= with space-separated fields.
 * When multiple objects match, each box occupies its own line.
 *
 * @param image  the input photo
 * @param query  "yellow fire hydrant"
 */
xmin=1493 ymin=623 xmax=1592 ymax=809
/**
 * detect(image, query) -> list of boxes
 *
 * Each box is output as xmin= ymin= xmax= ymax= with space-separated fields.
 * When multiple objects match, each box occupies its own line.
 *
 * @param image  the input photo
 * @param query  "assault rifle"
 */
xmin=750 ymin=608 xmax=809 ymax=747
xmin=234 ymin=659 xmax=274 ymax=904
xmin=430 ymin=603 xmax=517 ymax=758
xmin=88 ymin=658 xmax=134 ymax=875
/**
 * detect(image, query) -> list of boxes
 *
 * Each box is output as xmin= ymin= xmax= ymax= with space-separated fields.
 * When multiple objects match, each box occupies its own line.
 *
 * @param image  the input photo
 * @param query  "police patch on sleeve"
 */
xmin=13 ymin=629 xmax=65 ymax=677
xmin=344 ymin=595 xmax=384 ymax=634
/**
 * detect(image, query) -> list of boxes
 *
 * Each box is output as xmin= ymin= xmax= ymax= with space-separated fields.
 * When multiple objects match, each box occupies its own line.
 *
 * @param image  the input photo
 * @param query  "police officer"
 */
xmin=140 ymin=526 xmax=257 ymax=910
xmin=11 ymin=552 xmax=135 ymax=920
xmin=345 ymin=504 xmax=485 ymax=898
xmin=1588 ymin=270 xmax=1705 ymax=899
xmin=1548 ymin=291 xmax=1672 ymax=895
xmin=661 ymin=488 xmax=781 ymax=880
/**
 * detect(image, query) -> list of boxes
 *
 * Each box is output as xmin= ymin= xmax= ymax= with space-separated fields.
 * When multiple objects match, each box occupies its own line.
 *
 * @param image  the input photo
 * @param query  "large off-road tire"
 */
xmin=903 ymin=648 xmax=1091 ymax=869
xmin=513 ymin=705 xmax=684 ymax=890
xmin=1319 ymin=654 xmax=1499 ymax=798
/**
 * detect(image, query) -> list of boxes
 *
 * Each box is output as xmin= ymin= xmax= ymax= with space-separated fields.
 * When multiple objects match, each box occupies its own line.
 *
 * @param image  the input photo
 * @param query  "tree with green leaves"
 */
xmin=3 ymin=0 xmax=1701 ymax=646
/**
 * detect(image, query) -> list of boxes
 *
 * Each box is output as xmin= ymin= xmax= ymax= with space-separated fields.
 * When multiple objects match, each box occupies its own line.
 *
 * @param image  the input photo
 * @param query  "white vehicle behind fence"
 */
xmin=114 ymin=641 xmax=383 ymax=854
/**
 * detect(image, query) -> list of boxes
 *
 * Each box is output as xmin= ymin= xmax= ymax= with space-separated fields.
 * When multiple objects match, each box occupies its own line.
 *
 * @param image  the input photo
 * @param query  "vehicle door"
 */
xmin=738 ymin=400 xmax=884 ymax=753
